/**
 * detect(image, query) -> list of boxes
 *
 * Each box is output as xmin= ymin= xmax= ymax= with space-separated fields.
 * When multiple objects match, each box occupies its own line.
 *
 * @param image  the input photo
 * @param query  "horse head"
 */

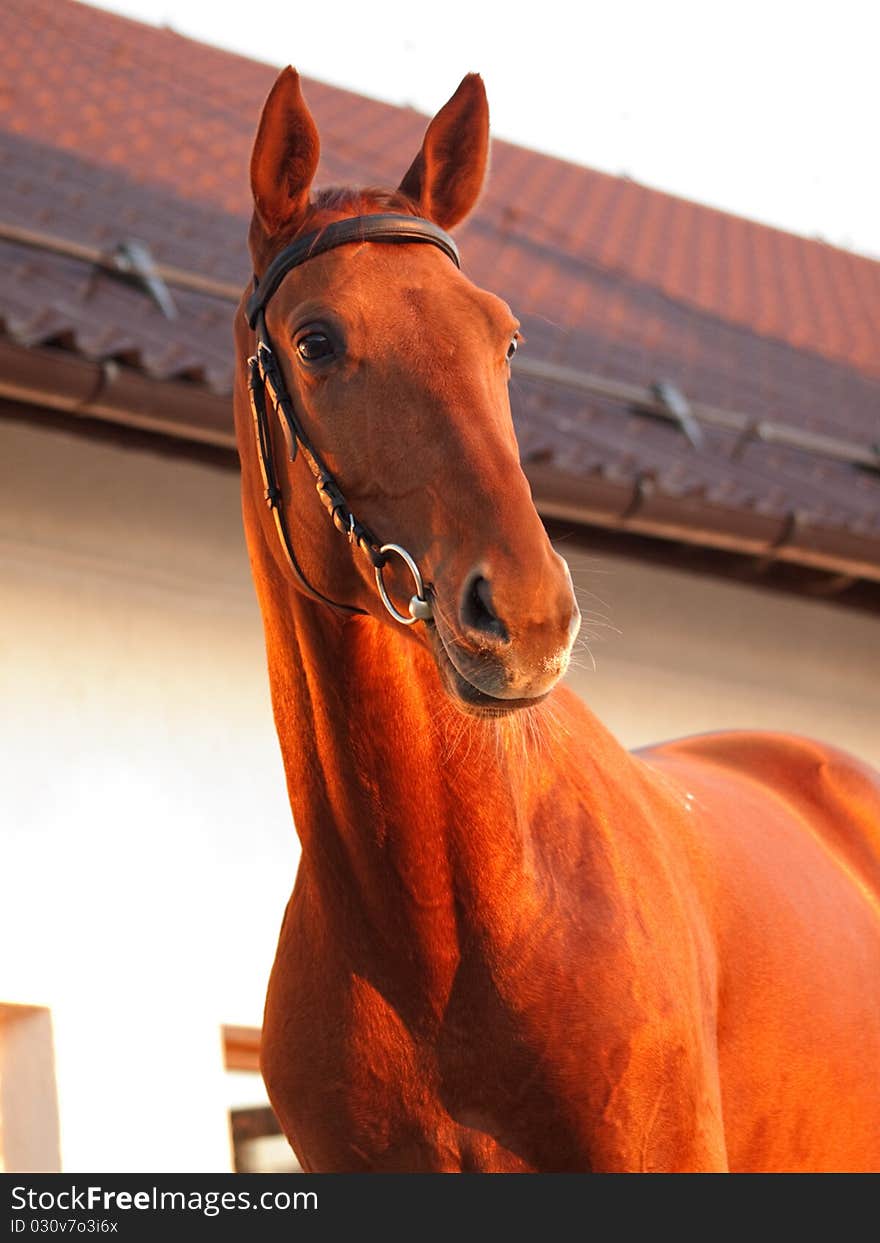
xmin=236 ymin=68 xmax=580 ymax=715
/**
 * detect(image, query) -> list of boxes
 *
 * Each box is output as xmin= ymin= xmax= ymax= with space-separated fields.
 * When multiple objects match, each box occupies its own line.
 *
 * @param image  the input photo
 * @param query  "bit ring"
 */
xmin=374 ymin=543 xmax=432 ymax=625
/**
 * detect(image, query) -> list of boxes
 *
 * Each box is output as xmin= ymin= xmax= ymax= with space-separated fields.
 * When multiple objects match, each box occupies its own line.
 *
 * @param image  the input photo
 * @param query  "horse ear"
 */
xmin=399 ymin=74 xmax=489 ymax=230
xmin=250 ymin=67 xmax=320 ymax=236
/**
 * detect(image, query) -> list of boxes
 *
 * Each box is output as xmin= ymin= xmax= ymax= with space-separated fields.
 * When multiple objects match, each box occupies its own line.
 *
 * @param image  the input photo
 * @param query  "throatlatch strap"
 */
xmin=247 ymin=350 xmax=361 ymax=612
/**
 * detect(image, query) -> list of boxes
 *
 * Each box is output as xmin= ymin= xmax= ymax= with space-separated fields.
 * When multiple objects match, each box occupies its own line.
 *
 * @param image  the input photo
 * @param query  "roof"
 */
xmin=2 ymin=0 xmax=879 ymax=579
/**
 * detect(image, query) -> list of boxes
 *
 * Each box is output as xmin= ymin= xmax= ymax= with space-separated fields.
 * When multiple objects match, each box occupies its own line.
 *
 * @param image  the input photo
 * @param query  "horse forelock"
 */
xmin=248 ymin=186 xmax=423 ymax=273
xmin=309 ymin=186 xmax=422 ymax=219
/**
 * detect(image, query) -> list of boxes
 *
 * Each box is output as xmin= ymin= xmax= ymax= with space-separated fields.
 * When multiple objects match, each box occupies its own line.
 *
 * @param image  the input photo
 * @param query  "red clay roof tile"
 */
xmin=1 ymin=0 xmax=878 ymax=554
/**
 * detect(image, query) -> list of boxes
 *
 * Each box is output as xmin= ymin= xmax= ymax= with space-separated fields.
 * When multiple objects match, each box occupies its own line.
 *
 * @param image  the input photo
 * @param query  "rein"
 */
xmin=244 ymin=213 xmax=461 ymax=624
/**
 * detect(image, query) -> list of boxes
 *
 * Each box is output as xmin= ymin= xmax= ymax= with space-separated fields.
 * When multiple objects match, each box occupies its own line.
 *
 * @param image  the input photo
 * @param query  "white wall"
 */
xmin=0 ymin=418 xmax=877 ymax=1170
xmin=561 ymin=543 xmax=879 ymax=768
xmin=0 ymin=420 xmax=296 ymax=1171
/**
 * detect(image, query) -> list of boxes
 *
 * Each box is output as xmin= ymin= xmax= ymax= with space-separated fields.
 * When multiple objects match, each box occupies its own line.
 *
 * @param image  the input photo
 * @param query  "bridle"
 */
xmin=245 ymin=212 xmax=461 ymax=625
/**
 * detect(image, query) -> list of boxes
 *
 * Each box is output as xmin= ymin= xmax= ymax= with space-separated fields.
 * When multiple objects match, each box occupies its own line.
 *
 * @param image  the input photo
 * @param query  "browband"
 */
xmin=246 ymin=213 xmax=461 ymax=327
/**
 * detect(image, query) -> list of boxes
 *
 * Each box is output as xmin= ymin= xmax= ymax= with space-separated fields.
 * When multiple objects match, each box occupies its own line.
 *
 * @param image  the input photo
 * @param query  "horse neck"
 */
xmin=255 ymin=560 xmax=566 ymax=1013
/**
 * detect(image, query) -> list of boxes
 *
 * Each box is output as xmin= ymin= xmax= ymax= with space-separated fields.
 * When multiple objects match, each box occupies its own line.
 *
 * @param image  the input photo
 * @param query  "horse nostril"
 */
xmin=461 ymin=573 xmax=508 ymax=641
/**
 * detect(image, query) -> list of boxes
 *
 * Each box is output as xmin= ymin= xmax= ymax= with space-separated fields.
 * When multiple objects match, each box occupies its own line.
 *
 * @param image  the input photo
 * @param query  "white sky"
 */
xmin=95 ymin=0 xmax=879 ymax=258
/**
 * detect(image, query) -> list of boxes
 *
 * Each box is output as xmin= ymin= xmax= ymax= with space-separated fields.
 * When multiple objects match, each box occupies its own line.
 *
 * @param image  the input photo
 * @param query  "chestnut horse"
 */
xmin=233 ymin=69 xmax=880 ymax=1172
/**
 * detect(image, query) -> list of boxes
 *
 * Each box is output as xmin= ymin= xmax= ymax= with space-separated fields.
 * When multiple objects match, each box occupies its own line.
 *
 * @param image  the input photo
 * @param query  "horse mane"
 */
xmin=308 ymin=186 xmax=422 ymax=221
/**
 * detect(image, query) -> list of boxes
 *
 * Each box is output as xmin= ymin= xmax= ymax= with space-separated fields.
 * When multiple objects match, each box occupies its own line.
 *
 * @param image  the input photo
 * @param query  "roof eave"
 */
xmin=0 ymin=336 xmax=234 ymax=450
xmin=3 ymin=338 xmax=879 ymax=584
xmin=526 ymin=462 xmax=880 ymax=584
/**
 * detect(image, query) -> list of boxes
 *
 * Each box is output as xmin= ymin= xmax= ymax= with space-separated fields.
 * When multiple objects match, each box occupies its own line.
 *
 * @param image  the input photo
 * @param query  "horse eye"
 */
xmin=506 ymin=335 xmax=519 ymax=361
xmin=296 ymin=332 xmax=335 ymax=363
